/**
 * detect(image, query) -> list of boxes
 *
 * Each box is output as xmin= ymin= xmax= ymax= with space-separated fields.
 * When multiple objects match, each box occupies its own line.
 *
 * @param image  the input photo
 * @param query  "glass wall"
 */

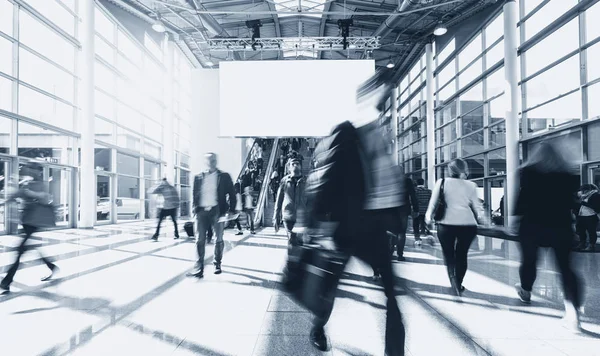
xmin=396 ymin=0 xmax=596 ymax=219
xmin=0 ymin=0 xmax=196 ymax=232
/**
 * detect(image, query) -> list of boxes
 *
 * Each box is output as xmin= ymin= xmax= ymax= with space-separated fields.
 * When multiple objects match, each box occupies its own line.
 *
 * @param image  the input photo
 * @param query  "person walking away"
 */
xmin=413 ymin=178 xmax=433 ymax=245
xmin=426 ymin=159 xmax=484 ymax=296
xmin=151 ymin=178 xmax=180 ymax=241
xmin=0 ymin=163 xmax=58 ymax=294
xmin=575 ymin=184 xmax=600 ymax=251
xmin=274 ymin=158 xmax=307 ymax=247
xmin=281 ymin=139 xmax=290 ymax=157
xmin=291 ymin=138 xmax=300 ymax=152
xmin=269 ymin=171 xmax=280 ymax=203
xmin=187 ymin=153 xmax=237 ymax=278
xmin=391 ymin=176 xmax=419 ymax=261
xmin=513 ymin=142 xmax=583 ymax=331
xmin=243 ymin=185 xmax=256 ymax=234
xmin=233 ymin=183 xmax=244 ymax=236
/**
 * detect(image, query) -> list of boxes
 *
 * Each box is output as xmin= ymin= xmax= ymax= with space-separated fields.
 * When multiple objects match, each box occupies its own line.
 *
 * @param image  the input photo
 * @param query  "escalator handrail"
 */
xmin=237 ymin=138 xmax=256 ymax=183
xmin=254 ymin=138 xmax=279 ymax=226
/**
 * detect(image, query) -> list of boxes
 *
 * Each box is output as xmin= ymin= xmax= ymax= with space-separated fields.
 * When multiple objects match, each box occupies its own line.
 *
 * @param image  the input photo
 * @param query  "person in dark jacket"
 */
xmin=274 ymin=158 xmax=307 ymax=247
xmin=187 ymin=153 xmax=237 ymax=278
xmin=151 ymin=178 xmax=180 ymax=241
xmin=413 ymin=178 xmax=432 ymax=243
xmin=513 ymin=142 xmax=583 ymax=331
xmin=575 ymin=184 xmax=600 ymax=251
xmin=0 ymin=163 xmax=58 ymax=294
xmin=269 ymin=171 xmax=281 ymax=203
xmin=303 ymin=120 xmax=405 ymax=355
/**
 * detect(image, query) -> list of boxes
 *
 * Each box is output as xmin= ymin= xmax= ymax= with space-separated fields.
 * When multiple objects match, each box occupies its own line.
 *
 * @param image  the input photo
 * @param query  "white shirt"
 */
xmin=200 ymin=171 xmax=218 ymax=208
xmin=426 ymin=178 xmax=483 ymax=226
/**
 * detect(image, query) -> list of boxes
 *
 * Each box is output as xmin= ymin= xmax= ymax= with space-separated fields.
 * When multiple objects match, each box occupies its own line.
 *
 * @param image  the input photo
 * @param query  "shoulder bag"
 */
xmin=433 ymin=179 xmax=446 ymax=222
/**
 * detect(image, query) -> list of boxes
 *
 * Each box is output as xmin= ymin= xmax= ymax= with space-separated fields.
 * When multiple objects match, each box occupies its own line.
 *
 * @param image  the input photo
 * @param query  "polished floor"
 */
xmin=0 ymin=221 xmax=599 ymax=355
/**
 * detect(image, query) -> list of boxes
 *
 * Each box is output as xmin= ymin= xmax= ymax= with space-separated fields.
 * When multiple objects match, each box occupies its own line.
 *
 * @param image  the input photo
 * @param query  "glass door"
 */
xmin=589 ymin=164 xmax=600 ymax=188
xmin=96 ymin=173 xmax=114 ymax=224
xmin=0 ymin=159 xmax=9 ymax=234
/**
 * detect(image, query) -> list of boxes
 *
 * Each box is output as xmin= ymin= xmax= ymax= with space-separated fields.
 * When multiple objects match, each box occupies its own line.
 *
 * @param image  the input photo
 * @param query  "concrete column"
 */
xmin=391 ymin=87 xmax=399 ymax=165
xmin=503 ymin=0 xmax=520 ymax=230
xmin=162 ymin=34 xmax=175 ymax=183
xmin=425 ymin=43 xmax=436 ymax=188
xmin=79 ymin=0 xmax=95 ymax=228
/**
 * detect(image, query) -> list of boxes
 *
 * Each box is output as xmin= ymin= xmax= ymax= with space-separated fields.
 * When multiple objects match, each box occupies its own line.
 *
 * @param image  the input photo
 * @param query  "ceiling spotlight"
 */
xmin=206 ymin=61 xmax=214 ymax=67
xmin=386 ymin=58 xmax=395 ymax=68
xmin=152 ymin=12 xmax=166 ymax=33
xmin=433 ymin=21 xmax=447 ymax=36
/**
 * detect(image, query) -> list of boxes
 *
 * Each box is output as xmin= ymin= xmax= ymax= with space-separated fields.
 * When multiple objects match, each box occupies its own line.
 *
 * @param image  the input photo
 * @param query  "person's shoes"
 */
xmin=448 ymin=272 xmax=460 ymax=296
xmin=563 ymin=302 xmax=583 ymax=332
xmin=427 ymin=236 xmax=435 ymax=246
xmin=41 ymin=265 xmax=59 ymax=282
xmin=373 ymin=273 xmax=381 ymax=281
xmin=214 ymin=263 xmax=222 ymax=275
xmin=151 ymin=235 xmax=158 ymax=241
xmin=584 ymin=245 xmax=595 ymax=252
xmin=206 ymin=239 xmax=212 ymax=244
xmin=397 ymin=255 xmax=406 ymax=262
xmin=174 ymin=235 xmax=180 ymax=240
xmin=460 ymin=285 xmax=466 ymax=293
xmin=0 ymin=283 xmax=9 ymax=295
xmin=235 ymin=231 xmax=243 ymax=236
xmin=515 ymin=283 xmax=531 ymax=304
xmin=414 ymin=239 xmax=422 ymax=246
xmin=186 ymin=269 xmax=204 ymax=278
xmin=310 ymin=327 xmax=330 ymax=352
xmin=250 ymin=230 xmax=256 ymax=235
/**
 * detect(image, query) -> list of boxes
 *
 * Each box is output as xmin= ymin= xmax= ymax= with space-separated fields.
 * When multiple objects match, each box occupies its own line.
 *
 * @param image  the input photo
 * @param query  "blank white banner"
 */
xmin=219 ymin=60 xmax=375 ymax=137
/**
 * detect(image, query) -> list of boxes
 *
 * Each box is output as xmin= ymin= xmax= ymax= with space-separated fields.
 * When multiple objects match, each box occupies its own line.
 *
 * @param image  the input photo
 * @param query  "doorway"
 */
xmin=96 ymin=173 xmax=115 ymax=224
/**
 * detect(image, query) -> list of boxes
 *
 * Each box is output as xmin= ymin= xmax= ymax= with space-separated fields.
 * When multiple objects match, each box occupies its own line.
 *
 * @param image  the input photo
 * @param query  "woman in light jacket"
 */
xmin=426 ymin=159 xmax=483 ymax=296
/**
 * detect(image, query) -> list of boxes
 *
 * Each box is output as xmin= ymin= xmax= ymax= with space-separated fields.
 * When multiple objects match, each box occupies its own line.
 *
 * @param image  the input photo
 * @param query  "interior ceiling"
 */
xmin=105 ymin=0 xmax=500 ymax=81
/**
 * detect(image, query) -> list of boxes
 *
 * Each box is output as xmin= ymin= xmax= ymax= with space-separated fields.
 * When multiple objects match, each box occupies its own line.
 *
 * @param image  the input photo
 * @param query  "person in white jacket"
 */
xmin=426 ymin=159 xmax=484 ymax=296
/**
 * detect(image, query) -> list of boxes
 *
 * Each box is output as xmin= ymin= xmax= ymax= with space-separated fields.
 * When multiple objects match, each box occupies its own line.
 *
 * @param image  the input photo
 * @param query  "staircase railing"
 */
xmin=237 ymin=138 xmax=256 ymax=183
xmin=254 ymin=138 xmax=279 ymax=227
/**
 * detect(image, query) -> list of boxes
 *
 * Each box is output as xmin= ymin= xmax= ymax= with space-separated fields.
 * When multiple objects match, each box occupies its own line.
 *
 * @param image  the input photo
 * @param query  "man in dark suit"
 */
xmin=187 ymin=153 xmax=236 ymax=278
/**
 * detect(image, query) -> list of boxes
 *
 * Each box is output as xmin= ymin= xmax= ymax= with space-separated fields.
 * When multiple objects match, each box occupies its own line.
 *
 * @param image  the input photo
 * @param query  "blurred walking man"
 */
xmin=187 ymin=153 xmax=237 ymax=278
xmin=274 ymin=158 xmax=307 ymax=247
xmin=151 ymin=178 xmax=180 ymax=241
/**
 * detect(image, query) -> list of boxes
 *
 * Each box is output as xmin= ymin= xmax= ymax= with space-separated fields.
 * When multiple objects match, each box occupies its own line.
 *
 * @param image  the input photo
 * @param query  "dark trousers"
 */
xmin=1 ymin=225 xmax=55 ymax=287
xmin=437 ymin=224 xmax=477 ymax=287
xmin=412 ymin=214 xmax=429 ymax=239
xmin=576 ymin=215 xmax=598 ymax=247
xmin=518 ymin=223 xmax=582 ymax=308
xmin=245 ymin=209 xmax=255 ymax=231
xmin=235 ymin=218 xmax=242 ymax=231
xmin=154 ymin=208 xmax=179 ymax=238
xmin=391 ymin=206 xmax=410 ymax=257
xmin=284 ymin=219 xmax=301 ymax=246
xmin=195 ymin=207 xmax=225 ymax=271
xmin=313 ymin=210 xmax=405 ymax=355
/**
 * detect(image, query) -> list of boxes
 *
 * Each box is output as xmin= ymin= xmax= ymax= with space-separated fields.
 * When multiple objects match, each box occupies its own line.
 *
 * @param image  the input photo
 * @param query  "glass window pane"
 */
xmin=118 ymin=30 xmax=142 ymax=63
xmin=526 ymin=91 xmax=582 ymax=134
xmin=489 ymin=122 xmax=506 ymax=149
xmin=95 ymin=7 xmax=115 ymax=40
xmin=462 ymin=131 xmax=485 ymax=157
xmin=0 ymin=0 xmax=13 ymax=36
xmin=117 ymin=152 xmax=139 ymax=176
xmin=486 ymin=67 xmax=505 ymax=99
xmin=0 ymin=75 xmax=12 ymax=112
xmin=586 ymin=82 xmax=600 ymax=120
xmin=18 ymin=85 xmax=74 ymax=131
xmin=488 ymin=95 xmax=506 ymax=125
xmin=525 ymin=55 xmax=579 ymax=109
xmin=437 ymin=38 xmax=455 ymax=64
xmin=485 ymin=39 xmax=503 ymax=69
xmin=586 ymin=41 xmax=600 ymax=82
xmin=95 ymin=61 xmax=115 ymax=92
xmin=438 ymin=59 xmax=456 ymax=89
xmin=462 ymin=104 xmax=484 ymax=135
xmin=95 ymin=147 xmax=111 ymax=171
xmin=440 ymin=143 xmax=458 ymax=163
xmin=465 ymin=154 xmax=484 ymax=179
xmin=525 ymin=0 xmax=578 ymax=40
xmin=459 ymin=59 xmax=482 ymax=90
xmin=525 ymin=19 xmax=578 ymax=77
xmin=144 ymin=33 xmax=162 ymax=61
xmin=19 ymin=47 xmax=74 ymax=102
xmin=0 ymin=36 xmax=12 ymax=75
xmin=459 ymin=34 xmax=482 ymax=70
xmin=23 ymin=0 xmax=75 ymax=36
xmin=95 ymin=89 xmax=115 ymax=120
xmin=144 ymin=140 xmax=160 ymax=159
xmin=439 ymin=80 xmax=456 ymax=102
xmin=95 ymin=116 xmax=113 ymax=144
xmin=461 ymin=81 xmax=483 ymax=102
xmin=95 ymin=35 xmax=114 ymax=65
xmin=116 ymin=103 xmax=142 ymax=132
xmin=117 ymin=127 xmax=141 ymax=152
xmin=17 ymin=121 xmax=73 ymax=165
xmin=485 ymin=12 xmax=503 ymax=46
xmin=19 ymin=10 xmax=75 ymax=71
xmin=488 ymin=149 xmax=506 ymax=176
xmin=586 ymin=2 xmax=600 ymax=43
xmin=117 ymin=177 xmax=139 ymax=198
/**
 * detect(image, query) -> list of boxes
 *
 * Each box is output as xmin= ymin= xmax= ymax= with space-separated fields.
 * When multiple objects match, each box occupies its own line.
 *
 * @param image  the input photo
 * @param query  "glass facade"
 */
xmin=397 ymin=0 xmax=600 ymax=221
xmin=0 ymin=0 xmax=195 ymax=232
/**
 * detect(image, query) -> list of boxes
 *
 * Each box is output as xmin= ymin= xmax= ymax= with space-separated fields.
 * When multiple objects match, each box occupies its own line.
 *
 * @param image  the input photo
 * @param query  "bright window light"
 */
xmin=273 ymin=0 xmax=327 ymax=18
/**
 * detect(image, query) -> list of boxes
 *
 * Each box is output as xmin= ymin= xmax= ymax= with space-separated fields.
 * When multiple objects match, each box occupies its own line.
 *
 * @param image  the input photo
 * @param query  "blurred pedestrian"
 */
xmin=575 ymin=184 xmax=600 ymax=251
xmin=513 ymin=142 xmax=583 ymax=331
xmin=274 ymin=158 xmax=306 ymax=247
xmin=0 ymin=163 xmax=58 ymax=294
xmin=426 ymin=159 xmax=484 ymax=296
xmin=151 ymin=178 xmax=180 ymax=241
xmin=413 ymin=178 xmax=433 ymax=244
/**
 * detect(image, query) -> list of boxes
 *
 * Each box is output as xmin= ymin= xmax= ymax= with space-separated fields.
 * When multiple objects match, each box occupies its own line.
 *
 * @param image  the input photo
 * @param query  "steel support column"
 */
xmin=163 ymin=34 xmax=176 ymax=184
xmin=79 ymin=0 xmax=95 ymax=228
xmin=503 ymin=0 xmax=520 ymax=231
xmin=391 ymin=87 xmax=399 ymax=165
xmin=425 ymin=42 xmax=436 ymax=189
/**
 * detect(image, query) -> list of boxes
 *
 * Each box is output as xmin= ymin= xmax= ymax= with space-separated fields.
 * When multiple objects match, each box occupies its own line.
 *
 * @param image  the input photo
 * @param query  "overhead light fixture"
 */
xmin=433 ymin=21 xmax=447 ymax=36
xmin=152 ymin=12 xmax=166 ymax=33
xmin=386 ymin=58 xmax=395 ymax=68
xmin=206 ymin=61 xmax=214 ymax=67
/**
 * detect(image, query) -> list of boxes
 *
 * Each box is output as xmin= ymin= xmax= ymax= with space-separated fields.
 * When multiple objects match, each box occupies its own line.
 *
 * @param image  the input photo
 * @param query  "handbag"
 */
xmin=432 ymin=179 xmax=446 ymax=222
xmin=22 ymin=202 xmax=57 ymax=228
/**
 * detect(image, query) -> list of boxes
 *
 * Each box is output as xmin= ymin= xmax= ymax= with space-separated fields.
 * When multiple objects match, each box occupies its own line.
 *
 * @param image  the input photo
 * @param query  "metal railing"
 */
xmin=253 ymin=138 xmax=279 ymax=227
